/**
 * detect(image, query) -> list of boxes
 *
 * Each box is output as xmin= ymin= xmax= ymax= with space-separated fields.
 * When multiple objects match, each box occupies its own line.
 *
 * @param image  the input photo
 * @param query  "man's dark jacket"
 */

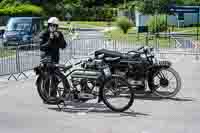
xmin=39 ymin=30 xmax=66 ymax=63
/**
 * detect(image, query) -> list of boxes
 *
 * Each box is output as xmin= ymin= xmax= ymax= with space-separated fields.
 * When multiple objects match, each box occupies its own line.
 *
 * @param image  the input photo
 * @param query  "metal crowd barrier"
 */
xmin=0 ymin=42 xmax=41 ymax=80
xmin=0 ymin=37 xmax=200 ymax=80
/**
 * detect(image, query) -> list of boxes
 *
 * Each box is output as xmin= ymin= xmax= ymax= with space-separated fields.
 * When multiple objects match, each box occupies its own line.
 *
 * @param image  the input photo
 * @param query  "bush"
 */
xmin=0 ymin=4 xmax=44 ymax=16
xmin=68 ymin=7 xmax=117 ymax=21
xmin=116 ymin=16 xmax=133 ymax=34
xmin=148 ymin=14 xmax=168 ymax=33
xmin=0 ymin=0 xmax=21 ymax=8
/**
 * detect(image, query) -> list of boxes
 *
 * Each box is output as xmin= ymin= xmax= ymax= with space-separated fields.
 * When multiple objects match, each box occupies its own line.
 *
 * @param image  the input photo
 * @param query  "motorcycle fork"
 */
xmin=97 ymin=79 xmax=105 ymax=103
xmin=144 ymin=72 xmax=151 ymax=91
xmin=144 ymin=80 xmax=149 ymax=91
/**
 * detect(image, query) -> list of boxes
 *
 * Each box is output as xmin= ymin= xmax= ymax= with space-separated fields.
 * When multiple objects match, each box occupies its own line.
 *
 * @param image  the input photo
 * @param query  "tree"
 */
xmin=184 ymin=0 xmax=200 ymax=5
xmin=135 ymin=0 xmax=184 ymax=15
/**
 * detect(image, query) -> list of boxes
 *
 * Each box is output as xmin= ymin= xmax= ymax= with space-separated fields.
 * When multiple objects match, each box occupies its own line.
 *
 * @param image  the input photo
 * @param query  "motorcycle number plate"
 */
xmin=103 ymin=67 xmax=111 ymax=77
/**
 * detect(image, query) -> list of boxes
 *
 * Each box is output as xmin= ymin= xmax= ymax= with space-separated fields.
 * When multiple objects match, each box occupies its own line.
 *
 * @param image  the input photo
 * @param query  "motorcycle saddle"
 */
xmin=95 ymin=49 xmax=127 ymax=58
xmin=104 ymin=57 xmax=121 ymax=63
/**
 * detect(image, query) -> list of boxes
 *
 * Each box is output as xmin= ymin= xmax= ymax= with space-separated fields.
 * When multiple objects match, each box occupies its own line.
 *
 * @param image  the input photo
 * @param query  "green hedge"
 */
xmin=147 ymin=14 xmax=168 ymax=33
xmin=0 ymin=4 xmax=44 ymax=16
xmin=0 ymin=0 xmax=20 ymax=8
xmin=68 ymin=7 xmax=118 ymax=21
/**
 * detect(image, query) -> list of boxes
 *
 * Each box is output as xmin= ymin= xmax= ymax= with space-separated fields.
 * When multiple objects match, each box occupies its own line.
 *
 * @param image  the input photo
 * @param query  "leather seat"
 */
xmin=95 ymin=49 xmax=128 ymax=59
xmin=104 ymin=57 xmax=121 ymax=62
xmin=95 ymin=49 xmax=140 ymax=59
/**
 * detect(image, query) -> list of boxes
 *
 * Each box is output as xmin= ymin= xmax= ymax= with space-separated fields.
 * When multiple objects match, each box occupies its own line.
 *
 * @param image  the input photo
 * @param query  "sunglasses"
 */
xmin=49 ymin=24 xmax=58 ymax=27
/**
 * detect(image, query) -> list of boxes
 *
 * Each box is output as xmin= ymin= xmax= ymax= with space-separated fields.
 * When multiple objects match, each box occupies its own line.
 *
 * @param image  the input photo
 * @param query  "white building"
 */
xmin=135 ymin=6 xmax=200 ymax=28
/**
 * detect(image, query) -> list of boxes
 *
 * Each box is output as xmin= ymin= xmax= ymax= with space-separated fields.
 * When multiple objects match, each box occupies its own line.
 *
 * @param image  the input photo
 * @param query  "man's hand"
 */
xmin=54 ymin=32 xmax=59 ymax=38
xmin=50 ymin=33 xmax=54 ymax=39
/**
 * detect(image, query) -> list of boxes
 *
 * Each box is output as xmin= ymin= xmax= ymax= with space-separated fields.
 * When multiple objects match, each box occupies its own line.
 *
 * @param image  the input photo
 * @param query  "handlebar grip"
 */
xmin=137 ymin=46 xmax=144 ymax=51
xmin=75 ymin=61 xmax=81 ymax=65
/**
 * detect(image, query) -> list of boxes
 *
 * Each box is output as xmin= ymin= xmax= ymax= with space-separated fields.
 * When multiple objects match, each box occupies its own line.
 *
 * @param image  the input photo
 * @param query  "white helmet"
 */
xmin=48 ymin=17 xmax=59 ymax=25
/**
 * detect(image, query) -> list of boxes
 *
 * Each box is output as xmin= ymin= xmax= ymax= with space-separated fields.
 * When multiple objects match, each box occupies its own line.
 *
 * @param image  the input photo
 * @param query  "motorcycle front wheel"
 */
xmin=36 ymin=71 xmax=69 ymax=105
xmin=101 ymin=75 xmax=134 ymax=112
xmin=149 ymin=67 xmax=182 ymax=98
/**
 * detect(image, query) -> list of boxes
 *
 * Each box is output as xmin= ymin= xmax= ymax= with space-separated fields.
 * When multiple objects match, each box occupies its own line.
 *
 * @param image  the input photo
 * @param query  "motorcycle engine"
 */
xmin=114 ymin=67 xmax=128 ymax=77
xmin=114 ymin=62 xmax=146 ymax=82
xmin=129 ymin=63 xmax=146 ymax=80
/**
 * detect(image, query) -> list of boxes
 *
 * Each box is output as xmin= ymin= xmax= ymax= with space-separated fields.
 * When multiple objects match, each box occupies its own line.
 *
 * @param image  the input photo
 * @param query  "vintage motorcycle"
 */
xmin=94 ymin=46 xmax=182 ymax=98
xmin=34 ymin=55 xmax=136 ymax=112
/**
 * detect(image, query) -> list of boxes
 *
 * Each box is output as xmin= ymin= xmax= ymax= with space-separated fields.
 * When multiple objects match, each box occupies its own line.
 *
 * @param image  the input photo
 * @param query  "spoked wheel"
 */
xmin=101 ymin=75 xmax=134 ymax=112
xmin=36 ymin=71 xmax=69 ymax=104
xmin=151 ymin=67 xmax=182 ymax=98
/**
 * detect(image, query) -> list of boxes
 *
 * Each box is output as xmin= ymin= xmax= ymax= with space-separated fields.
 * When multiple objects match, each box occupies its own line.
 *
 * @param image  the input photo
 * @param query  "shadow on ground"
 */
xmin=48 ymin=102 xmax=150 ymax=117
xmin=135 ymin=94 xmax=196 ymax=102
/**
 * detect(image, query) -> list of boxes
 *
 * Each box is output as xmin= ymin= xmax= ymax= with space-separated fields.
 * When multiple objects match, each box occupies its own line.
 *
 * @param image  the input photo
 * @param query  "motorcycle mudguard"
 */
xmin=36 ymin=76 xmax=42 ymax=86
xmin=158 ymin=61 xmax=172 ymax=68
xmin=147 ymin=61 xmax=172 ymax=80
xmin=149 ymin=61 xmax=172 ymax=70
xmin=34 ymin=66 xmax=43 ymax=75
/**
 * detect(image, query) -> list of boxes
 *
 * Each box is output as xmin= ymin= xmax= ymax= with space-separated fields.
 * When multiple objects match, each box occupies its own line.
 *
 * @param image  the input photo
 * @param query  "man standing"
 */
xmin=39 ymin=17 xmax=67 ymax=101
xmin=40 ymin=17 xmax=66 ymax=64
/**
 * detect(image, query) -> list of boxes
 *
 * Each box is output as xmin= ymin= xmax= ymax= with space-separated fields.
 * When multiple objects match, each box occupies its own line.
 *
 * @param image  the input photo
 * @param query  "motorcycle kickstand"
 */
xmin=97 ymin=95 xmax=102 ymax=103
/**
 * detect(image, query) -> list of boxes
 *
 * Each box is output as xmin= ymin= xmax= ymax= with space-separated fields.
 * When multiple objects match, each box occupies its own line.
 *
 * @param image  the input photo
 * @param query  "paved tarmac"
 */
xmin=0 ymin=55 xmax=200 ymax=133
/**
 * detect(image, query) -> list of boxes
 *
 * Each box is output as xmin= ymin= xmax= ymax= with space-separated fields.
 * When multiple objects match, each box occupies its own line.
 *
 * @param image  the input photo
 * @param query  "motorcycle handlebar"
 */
xmin=127 ymin=46 xmax=145 ymax=54
xmin=137 ymin=46 xmax=144 ymax=51
xmin=74 ymin=61 xmax=82 ymax=66
xmin=127 ymin=50 xmax=143 ymax=54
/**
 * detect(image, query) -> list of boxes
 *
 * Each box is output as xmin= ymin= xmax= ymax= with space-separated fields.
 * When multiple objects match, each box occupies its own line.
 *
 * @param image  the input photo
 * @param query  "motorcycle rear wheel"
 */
xmin=101 ymin=75 xmax=134 ymax=112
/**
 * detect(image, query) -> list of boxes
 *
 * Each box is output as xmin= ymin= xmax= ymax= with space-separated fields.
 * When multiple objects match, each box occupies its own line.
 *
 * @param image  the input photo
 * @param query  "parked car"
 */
xmin=2 ymin=17 xmax=44 ymax=47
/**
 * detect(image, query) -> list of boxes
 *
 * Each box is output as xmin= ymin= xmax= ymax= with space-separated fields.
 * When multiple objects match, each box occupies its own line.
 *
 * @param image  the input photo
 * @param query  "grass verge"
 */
xmin=169 ymin=26 xmax=200 ymax=41
xmin=61 ymin=21 xmax=116 ymax=29
xmin=104 ymin=28 xmax=171 ymax=48
xmin=0 ymin=48 xmax=16 ymax=58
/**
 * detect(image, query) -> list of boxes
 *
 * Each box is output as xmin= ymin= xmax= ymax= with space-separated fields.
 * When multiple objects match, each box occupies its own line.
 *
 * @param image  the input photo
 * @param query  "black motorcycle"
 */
xmin=34 ymin=55 xmax=135 ymax=112
xmin=94 ymin=46 xmax=182 ymax=98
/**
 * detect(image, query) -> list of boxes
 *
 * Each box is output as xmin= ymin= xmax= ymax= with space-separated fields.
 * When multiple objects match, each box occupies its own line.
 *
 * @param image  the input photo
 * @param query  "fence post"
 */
xmin=168 ymin=28 xmax=171 ymax=48
xmin=17 ymin=43 xmax=28 ymax=79
xmin=8 ymin=43 xmax=20 ymax=80
xmin=114 ymin=40 xmax=117 ymax=51
xmin=64 ymin=39 xmax=74 ymax=65
xmin=69 ymin=39 xmax=73 ymax=59
xmin=16 ymin=44 xmax=20 ymax=74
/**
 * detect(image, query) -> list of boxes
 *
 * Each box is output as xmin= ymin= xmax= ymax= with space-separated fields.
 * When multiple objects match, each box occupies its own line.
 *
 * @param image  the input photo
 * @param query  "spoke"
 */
xmin=49 ymin=77 xmax=53 ymax=97
xmin=43 ymin=86 xmax=49 ymax=96
xmin=168 ymin=75 xmax=175 ymax=81
xmin=154 ymin=77 xmax=160 ymax=84
xmin=163 ymin=70 xmax=169 ymax=79
xmin=169 ymin=81 xmax=177 ymax=88
xmin=167 ymin=85 xmax=173 ymax=92
xmin=156 ymin=85 xmax=161 ymax=89
xmin=57 ymin=90 xmax=62 ymax=97
xmin=157 ymin=72 xmax=163 ymax=79
xmin=156 ymin=86 xmax=162 ymax=91
xmin=160 ymin=71 xmax=165 ymax=78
